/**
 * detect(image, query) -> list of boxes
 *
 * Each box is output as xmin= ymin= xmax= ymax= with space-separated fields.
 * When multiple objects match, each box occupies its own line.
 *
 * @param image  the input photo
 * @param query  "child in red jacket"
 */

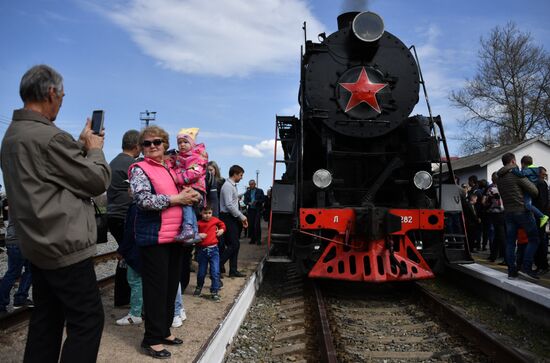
xmin=194 ymin=205 xmax=225 ymax=300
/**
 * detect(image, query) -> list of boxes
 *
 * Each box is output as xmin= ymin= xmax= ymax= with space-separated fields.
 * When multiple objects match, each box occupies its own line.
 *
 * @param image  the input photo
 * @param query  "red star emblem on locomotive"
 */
xmin=339 ymin=67 xmax=388 ymax=113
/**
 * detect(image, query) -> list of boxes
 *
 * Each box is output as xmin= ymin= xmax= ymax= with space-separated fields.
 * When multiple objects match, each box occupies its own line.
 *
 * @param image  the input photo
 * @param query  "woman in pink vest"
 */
xmin=128 ymin=125 xmax=200 ymax=359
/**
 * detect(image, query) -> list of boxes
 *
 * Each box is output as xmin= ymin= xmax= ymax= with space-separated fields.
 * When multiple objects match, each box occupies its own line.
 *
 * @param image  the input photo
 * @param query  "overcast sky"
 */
xmin=1 ymin=0 xmax=549 ymax=192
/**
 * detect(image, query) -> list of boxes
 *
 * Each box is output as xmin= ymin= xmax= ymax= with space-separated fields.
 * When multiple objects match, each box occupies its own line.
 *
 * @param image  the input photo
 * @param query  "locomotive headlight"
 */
xmin=313 ymin=169 xmax=332 ymax=189
xmin=352 ymin=11 xmax=385 ymax=42
xmin=413 ymin=171 xmax=433 ymax=190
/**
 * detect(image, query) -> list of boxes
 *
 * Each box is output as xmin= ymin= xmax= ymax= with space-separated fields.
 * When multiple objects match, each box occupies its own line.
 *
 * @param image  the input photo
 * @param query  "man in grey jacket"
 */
xmin=497 ymin=152 xmax=539 ymax=281
xmin=0 ymin=65 xmax=111 ymax=363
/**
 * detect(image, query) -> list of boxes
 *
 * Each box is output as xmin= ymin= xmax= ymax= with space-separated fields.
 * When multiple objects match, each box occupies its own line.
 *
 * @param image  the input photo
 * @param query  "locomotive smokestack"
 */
xmin=337 ymin=12 xmax=360 ymax=30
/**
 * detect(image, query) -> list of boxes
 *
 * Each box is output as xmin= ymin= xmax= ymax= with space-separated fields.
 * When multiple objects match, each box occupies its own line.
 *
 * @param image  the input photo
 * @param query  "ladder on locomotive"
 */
xmin=266 ymin=116 xmax=298 ymax=263
xmin=412 ymin=44 xmax=472 ymax=263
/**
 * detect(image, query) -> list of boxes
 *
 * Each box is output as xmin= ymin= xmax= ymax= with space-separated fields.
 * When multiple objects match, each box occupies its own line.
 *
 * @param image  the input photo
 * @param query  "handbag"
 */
xmin=93 ymin=200 xmax=109 ymax=244
xmin=114 ymin=259 xmax=131 ymax=306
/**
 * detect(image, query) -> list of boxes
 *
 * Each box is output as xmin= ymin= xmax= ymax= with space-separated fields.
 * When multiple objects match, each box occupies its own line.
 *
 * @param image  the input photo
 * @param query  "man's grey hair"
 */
xmin=19 ymin=64 xmax=63 ymax=103
xmin=122 ymin=129 xmax=140 ymax=150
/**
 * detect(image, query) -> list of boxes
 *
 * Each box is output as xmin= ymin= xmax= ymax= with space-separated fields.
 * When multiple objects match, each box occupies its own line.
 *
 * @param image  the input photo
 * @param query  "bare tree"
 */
xmin=450 ymin=22 xmax=550 ymax=154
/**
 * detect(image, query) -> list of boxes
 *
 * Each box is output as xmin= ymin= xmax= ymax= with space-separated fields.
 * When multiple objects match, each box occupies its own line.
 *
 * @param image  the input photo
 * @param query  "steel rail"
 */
xmin=415 ymin=283 xmax=531 ymax=363
xmin=312 ymin=282 xmax=338 ymax=363
xmin=0 ymin=251 xmax=118 ymax=330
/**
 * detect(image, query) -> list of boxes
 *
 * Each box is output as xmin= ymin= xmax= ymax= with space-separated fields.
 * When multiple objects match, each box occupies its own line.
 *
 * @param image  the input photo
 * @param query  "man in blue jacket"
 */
xmin=244 ymin=180 xmax=265 ymax=245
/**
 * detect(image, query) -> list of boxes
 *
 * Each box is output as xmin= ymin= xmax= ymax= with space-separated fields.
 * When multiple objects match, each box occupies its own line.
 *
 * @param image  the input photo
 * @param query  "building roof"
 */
xmin=441 ymin=137 xmax=550 ymax=173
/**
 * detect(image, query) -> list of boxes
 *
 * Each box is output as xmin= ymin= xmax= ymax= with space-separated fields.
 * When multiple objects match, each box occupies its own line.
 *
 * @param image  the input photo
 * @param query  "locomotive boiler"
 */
xmin=268 ymin=11 xmax=472 ymax=282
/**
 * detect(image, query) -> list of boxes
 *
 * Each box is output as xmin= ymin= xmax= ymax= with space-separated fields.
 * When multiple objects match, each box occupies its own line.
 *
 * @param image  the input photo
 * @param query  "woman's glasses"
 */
xmin=142 ymin=139 xmax=163 ymax=147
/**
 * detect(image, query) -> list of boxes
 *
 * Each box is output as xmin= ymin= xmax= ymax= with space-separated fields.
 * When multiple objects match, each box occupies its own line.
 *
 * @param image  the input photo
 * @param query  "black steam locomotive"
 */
xmin=268 ymin=11 xmax=472 ymax=282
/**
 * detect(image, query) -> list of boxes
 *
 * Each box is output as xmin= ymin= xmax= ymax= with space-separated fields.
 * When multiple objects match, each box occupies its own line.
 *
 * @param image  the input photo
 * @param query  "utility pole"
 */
xmin=256 ymin=169 xmax=260 ymax=186
xmin=140 ymin=110 xmax=157 ymax=128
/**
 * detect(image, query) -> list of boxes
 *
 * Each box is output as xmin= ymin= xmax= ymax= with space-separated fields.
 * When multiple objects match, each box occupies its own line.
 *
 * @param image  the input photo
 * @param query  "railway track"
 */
xmin=313 ymin=281 xmax=532 ymax=363
xmin=220 ymin=259 xmax=548 ymax=362
xmin=0 ymin=250 xmax=118 ymax=330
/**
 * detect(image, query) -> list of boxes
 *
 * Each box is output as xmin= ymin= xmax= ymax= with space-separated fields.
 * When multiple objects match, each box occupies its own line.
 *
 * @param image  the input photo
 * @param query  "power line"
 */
xmin=140 ymin=110 xmax=156 ymax=128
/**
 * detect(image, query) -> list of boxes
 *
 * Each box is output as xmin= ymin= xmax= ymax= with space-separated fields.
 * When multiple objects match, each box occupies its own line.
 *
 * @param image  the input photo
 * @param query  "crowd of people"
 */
xmin=2 ymin=64 xmax=548 ymax=361
xmin=460 ymin=153 xmax=549 ymax=281
xmin=0 ymin=64 xmax=267 ymax=361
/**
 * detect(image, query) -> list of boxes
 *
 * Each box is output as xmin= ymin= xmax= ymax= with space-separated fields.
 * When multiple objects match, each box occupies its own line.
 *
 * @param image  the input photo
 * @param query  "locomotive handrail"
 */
xmin=410 ymin=45 xmax=456 ymax=207
xmin=298 ymin=229 xmax=358 ymax=249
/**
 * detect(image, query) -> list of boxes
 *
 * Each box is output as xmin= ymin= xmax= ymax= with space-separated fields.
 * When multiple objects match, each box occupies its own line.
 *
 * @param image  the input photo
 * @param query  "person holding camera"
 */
xmin=0 ymin=64 xmax=111 ymax=362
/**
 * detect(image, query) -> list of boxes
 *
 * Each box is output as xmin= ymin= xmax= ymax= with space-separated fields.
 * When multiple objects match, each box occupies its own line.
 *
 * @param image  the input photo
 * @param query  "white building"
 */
xmin=442 ymin=138 xmax=550 ymax=184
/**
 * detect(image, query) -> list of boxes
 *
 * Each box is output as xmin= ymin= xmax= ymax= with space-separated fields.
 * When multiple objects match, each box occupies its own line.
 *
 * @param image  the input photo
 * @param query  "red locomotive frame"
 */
xmin=299 ymin=208 xmax=444 ymax=282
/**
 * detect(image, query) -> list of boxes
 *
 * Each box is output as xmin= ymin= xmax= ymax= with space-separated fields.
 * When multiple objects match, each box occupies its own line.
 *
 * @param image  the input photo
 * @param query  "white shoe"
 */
xmin=172 ymin=315 xmax=183 ymax=328
xmin=116 ymin=314 xmax=142 ymax=326
xmin=180 ymin=309 xmax=187 ymax=321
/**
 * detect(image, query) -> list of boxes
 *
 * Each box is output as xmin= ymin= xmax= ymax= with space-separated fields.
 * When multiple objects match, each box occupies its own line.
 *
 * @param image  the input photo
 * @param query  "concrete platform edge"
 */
xmin=195 ymin=256 xmax=267 ymax=363
xmin=453 ymin=263 xmax=550 ymax=309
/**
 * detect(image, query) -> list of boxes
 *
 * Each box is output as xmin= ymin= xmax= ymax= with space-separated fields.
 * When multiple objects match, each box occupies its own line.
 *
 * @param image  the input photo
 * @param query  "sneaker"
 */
xmin=116 ymin=314 xmax=143 ymax=326
xmin=507 ymin=271 xmax=518 ymax=280
xmin=540 ymin=215 xmax=549 ymax=228
xmin=211 ymin=293 xmax=221 ymax=302
xmin=172 ymin=315 xmax=183 ymax=328
xmin=518 ymin=270 xmax=539 ymax=282
xmin=180 ymin=309 xmax=187 ymax=321
xmin=175 ymin=225 xmax=195 ymax=242
xmin=193 ymin=287 xmax=202 ymax=296
xmin=13 ymin=299 xmax=34 ymax=308
xmin=182 ymin=237 xmax=201 ymax=246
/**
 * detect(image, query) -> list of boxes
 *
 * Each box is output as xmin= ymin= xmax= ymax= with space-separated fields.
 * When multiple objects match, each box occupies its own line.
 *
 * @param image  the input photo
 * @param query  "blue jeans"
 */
xmin=505 ymin=211 xmax=540 ymax=274
xmin=127 ymin=266 xmax=143 ymax=317
xmin=197 ymin=246 xmax=220 ymax=293
xmin=174 ymin=283 xmax=182 ymax=316
xmin=524 ymin=194 xmax=544 ymax=219
xmin=183 ymin=206 xmax=198 ymax=235
xmin=0 ymin=244 xmax=32 ymax=308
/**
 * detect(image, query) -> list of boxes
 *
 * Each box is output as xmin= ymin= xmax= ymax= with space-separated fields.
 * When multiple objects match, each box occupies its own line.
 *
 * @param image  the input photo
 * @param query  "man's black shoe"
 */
xmin=162 ymin=337 xmax=183 ymax=345
xmin=13 ymin=299 xmax=34 ymax=308
xmin=229 ymin=271 xmax=246 ymax=278
xmin=508 ymin=271 xmax=518 ymax=280
xmin=141 ymin=343 xmax=171 ymax=359
xmin=518 ymin=270 xmax=540 ymax=282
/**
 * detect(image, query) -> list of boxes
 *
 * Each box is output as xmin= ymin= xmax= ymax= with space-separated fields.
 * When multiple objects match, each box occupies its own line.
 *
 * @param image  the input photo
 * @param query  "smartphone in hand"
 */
xmin=91 ymin=110 xmax=104 ymax=134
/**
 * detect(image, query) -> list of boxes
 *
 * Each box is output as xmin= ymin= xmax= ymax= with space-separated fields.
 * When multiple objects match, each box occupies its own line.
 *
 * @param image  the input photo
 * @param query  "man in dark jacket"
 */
xmin=244 ymin=179 xmax=265 ymax=245
xmin=497 ymin=152 xmax=539 ymax=281
xmin=107 ymin=129 xmax=140 ymax=306
xmin=533 ymin=167 xmax=549 ymax=274
xmin=0 ymin=65 xmax=111 ymax=362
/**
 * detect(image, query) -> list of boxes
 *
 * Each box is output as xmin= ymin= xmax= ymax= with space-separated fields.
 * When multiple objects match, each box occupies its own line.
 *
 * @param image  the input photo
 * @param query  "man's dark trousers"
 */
xmin=24 ymin=258 xmax=104 ymax=363
xmin=219 ymin=213 xmax=241 ymax=274
xmin=247 ymin=207 xmax=262 ymax=244
xmin=108 ymin=217 xmax=131 ymax=306
xmin=535 ymin=227 xmax=549 ymax=270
